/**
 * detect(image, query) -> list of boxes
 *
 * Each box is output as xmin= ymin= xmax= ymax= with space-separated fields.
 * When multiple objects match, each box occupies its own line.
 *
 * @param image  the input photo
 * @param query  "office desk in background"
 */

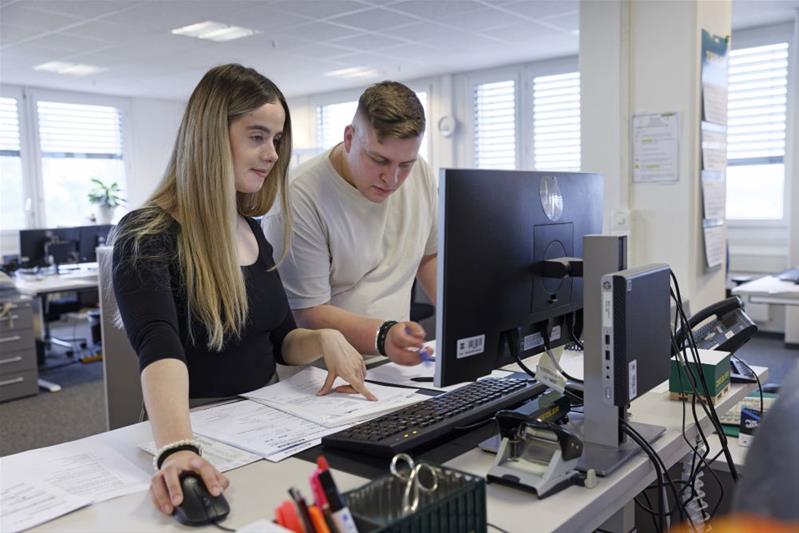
xmin=25 ymin=365 xmax=767 ymax=533
xmin=733 ymin=274 xmax=799 ymax=346
xmin=13 ymin=267 xmax=99 ymax=392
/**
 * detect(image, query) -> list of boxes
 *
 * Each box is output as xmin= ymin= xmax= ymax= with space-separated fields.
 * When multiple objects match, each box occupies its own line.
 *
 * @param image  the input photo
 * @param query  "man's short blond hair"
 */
xmin=356 ymin=81 xmax=425 ymax=141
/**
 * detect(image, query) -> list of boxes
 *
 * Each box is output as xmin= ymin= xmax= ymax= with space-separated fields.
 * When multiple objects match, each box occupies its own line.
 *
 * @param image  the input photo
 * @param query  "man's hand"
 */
xmin=384 ymin=321 xmax=434 ymax=365
xmin=317 ymin=329 xmax=377 ymax=400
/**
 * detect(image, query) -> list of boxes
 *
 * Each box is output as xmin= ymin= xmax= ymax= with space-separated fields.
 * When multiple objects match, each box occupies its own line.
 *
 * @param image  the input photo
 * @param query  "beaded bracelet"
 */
xmin=376 ymin=320 xmax=399 ymax=356
xmin=152 ymin=439 xmax=203 ymax=472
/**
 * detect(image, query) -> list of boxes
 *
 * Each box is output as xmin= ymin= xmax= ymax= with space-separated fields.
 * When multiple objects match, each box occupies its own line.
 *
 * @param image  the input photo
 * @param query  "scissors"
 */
xmin=390 ymin=453 xmax=439 ymax=515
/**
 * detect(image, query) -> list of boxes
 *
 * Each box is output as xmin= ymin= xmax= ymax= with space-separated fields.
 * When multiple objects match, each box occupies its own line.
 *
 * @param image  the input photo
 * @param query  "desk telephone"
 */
xmin=676 ymin=296 xmax=758 ymax=383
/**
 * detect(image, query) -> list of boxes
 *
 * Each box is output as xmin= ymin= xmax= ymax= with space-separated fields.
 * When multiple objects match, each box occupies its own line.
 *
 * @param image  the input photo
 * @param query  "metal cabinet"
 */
xmin=0 ymin=296 xmax=38 ymax=402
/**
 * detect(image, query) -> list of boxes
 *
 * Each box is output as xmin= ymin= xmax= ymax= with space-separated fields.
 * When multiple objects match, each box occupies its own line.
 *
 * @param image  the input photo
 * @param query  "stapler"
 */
xmin=487 ymin=411 xmax=584 ymax=498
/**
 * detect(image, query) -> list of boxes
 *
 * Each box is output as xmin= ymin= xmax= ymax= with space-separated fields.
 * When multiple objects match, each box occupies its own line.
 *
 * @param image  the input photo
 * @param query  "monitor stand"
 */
xmin=566 ymin=411 xmax=665 ymax=476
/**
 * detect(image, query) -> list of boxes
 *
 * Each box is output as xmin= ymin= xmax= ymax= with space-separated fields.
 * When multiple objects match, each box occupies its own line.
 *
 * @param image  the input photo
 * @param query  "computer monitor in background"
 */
xmin=19 ymin=228 xmax=80 ymax=268
xmin=434 ymin=169 xmax=603 ymax=388
xmin=77 ymin=225 xmax=113 ymax=263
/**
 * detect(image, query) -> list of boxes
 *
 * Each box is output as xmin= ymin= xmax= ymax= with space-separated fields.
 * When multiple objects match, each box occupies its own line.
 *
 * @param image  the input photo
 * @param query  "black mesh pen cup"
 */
xmin=343 ymin=462 xmax=486 ymax=533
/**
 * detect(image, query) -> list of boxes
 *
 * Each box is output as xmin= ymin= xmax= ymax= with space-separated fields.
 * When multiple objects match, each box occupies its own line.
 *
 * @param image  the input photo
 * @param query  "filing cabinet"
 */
xmin=0 ymin=296 xmax=38 ymax=402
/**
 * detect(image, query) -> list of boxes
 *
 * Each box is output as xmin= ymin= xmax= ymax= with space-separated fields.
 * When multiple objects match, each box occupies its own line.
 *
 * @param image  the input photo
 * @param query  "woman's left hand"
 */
xmin=317 ymin=329 xmax=377 ymax=401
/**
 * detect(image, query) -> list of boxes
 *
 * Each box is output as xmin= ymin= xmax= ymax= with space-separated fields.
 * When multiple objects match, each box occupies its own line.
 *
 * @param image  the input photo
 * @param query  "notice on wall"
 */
xmin=701 ymin=31 xmax=730 ymax=125
xmin=703 ymin=221 xmax=726 ymax=269
xmin=701 ymin=170 xmax=726 ymax=220
xmin=701 ymin=121 xmax=727 ymax=171
xmin=632 ymin=112 xmax=679 ymax=183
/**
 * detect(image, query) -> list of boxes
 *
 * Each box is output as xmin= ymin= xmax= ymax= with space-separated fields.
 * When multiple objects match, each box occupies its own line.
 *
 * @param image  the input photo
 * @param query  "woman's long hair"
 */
xmin=113 ymin=64 xmax=293 ymax=350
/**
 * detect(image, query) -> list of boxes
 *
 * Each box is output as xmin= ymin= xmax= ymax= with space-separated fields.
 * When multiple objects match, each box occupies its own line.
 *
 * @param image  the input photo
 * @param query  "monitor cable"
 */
xmin=506 ymin=329 xmax=583 ymax=405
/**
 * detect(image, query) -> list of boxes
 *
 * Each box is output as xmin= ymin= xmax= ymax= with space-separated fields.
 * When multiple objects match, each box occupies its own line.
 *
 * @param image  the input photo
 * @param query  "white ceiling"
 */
xmin=0 ymin=0 xmax=796 ymax=100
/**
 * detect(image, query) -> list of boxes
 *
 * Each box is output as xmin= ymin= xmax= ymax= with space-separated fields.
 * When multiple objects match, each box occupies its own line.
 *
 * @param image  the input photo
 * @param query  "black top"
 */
xmin=112 ymin=209 xmax=296 ymax=398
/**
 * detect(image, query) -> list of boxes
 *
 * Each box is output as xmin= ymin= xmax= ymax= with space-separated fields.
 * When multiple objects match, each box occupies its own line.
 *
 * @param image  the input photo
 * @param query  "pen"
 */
xmin=309 ymin=505 xmax=331 ymax=533
xmin=275 ymin=499 xmax=303 ymax=533
xmin=316 ymin=459 xmax=359 ymax=533
xmin=410 ymin=377 xmax=434 ymax=383
xmin=289 ymin=487 xmax=316 ymax=533
xmin=311 ymin=457 xmax=339 ymax=533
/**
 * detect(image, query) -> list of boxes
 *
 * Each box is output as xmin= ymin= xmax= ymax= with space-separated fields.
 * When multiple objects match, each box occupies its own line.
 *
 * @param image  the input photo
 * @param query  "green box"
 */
xmin=669 ymin=349 xmax=731 ymax=397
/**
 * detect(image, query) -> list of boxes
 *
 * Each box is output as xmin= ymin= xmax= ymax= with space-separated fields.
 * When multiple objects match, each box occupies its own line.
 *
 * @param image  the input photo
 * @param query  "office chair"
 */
xmin=43 ymin=295 xmax=89 ymax=357
xmin=410 ymin=280 xmax=435 ymax=322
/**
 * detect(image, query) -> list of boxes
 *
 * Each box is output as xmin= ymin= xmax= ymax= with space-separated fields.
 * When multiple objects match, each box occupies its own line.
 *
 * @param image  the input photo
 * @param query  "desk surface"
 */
xmin=732 ymin=275 xmax=799 ymax=302
xmin=25 ymin=365 xmax=766 ymax=533
xmin=14 ymin=269 xmax=98 ymax=295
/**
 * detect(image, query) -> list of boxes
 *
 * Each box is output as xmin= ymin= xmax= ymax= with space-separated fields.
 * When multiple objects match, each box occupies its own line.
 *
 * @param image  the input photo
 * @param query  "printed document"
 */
xmin=242 ymin=366 xmax=426 ymax=427
xmin=139 ymin=434 xmax=262 ymax=472
xmin=0 ymin=480 xmax=91 ymax=533
xmin=187 ymin=399 xmax=345 ymax=461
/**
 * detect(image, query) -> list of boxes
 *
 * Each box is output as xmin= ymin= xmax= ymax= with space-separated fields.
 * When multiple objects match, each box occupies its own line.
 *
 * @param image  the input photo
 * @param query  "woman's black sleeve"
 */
xmin=112 ymin=229 xmax=186 ymax=372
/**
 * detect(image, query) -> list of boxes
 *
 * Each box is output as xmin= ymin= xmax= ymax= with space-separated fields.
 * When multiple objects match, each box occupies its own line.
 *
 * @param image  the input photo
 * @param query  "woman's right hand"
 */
xmin=149 ymin=450 xmax=229 ymax=515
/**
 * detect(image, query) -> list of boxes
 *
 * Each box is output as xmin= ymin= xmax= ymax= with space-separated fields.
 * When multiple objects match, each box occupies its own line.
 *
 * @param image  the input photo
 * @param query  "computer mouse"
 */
xmin=173 ymin=473 xmax=230 ymax=526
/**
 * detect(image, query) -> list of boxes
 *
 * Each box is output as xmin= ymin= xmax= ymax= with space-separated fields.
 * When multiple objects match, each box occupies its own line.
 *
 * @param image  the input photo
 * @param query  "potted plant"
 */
xmin=88 ymin=177 xmax=125 ymax=224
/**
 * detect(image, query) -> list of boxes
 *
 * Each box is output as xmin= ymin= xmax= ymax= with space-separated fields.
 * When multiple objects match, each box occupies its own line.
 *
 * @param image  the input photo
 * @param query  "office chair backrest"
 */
xmin=97 ymin=246 xmax=143 ymax=430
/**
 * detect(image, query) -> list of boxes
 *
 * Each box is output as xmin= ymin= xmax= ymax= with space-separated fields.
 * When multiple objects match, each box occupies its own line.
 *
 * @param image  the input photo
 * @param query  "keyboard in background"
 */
xmin=321 ymin=377 xmax=547 ymax=457
xmin=776 ymin=268 xmax=799 ymax=284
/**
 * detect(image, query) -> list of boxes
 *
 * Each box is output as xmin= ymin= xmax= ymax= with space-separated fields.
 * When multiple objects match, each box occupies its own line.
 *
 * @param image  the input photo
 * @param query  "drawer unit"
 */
xmin=0 ymin=329 xmax=35 ymax=355
xmin=0 ymin=301 xmax=33 ymax=334
xmin=0 ymin=348 xmax=37 ymax=375
xmin=0 ymin=369 xmax=38 ymax=402
xmin=0 ymin=296 xmax=38 ymax=402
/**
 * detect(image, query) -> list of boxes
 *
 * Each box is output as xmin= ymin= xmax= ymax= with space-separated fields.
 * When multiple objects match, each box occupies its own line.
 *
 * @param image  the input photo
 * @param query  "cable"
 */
xmin=622 ymin=419 xmax=692 ymax=530
xmin=542 ymin=329 xmax=583 ymax=384
xmin=620 ymin=421 xmax=666 ymax=532
xmin=212 ymin=521 xmax=236 ymax=532
xmin=487 ymin=523 xmax=511 ymax=533
xmin=506 ymin=330 xmax=583 ymax=405
xmin=670 ymin=271 xmax=739 ymax=481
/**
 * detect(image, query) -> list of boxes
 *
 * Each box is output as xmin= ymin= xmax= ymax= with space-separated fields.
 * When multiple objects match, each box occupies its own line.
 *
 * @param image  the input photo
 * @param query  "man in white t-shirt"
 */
xmin=263 ymin=81 xmax=436 ymax=365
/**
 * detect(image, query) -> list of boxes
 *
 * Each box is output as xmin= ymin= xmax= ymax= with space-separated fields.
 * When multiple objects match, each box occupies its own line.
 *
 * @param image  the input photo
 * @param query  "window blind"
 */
xmin=317 ymin=100 xmax=358 ymax=151
xmin=727 ymin=42 xmax=788 ymax=163
xmin=533 ymin=72 xmax=580 ymax=171
xmin=37 ymin=101 xmax=123 ymax=158
xmin=0 ymin=97 xmax=21 ymax=155
xmin=473 ymin=80 xmax=516 ymax=169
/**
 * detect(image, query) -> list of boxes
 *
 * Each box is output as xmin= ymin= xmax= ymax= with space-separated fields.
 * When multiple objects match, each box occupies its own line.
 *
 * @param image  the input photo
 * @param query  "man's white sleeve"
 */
xmin=268 ymin=191 xmax=332 ymax=310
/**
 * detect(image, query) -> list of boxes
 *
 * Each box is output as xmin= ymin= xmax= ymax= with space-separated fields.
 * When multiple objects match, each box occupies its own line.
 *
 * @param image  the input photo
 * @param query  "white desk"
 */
xmin=14 ymin=268 xmax=99 ymax=391
xmin=24 ymin=366 xmax=766 ymax=533
xmin=733 ymin=275 xmax=799 ymax=345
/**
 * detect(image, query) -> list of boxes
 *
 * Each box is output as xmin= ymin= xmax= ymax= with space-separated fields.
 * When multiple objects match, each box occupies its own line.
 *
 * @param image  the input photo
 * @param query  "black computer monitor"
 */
xmin=19 ymin=227 xmax=81 ymax=268
xmin=77 ymin=225 xmax=112 ymax=263
xmin=434 ymin=169 xmax=603 ymax=387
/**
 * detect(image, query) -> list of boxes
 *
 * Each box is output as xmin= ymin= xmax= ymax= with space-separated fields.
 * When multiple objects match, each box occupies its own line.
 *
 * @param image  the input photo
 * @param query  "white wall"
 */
xmin=125 ymin=97 xmax=184 ymax=210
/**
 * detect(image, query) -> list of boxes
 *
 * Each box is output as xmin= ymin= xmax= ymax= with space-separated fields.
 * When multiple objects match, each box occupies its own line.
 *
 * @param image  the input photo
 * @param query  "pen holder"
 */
xmin=343 ymin=462 xmax=486 ymax=533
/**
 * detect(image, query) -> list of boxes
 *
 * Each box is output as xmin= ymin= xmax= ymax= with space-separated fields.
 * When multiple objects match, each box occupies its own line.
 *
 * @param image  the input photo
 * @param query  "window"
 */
xmin=317 ymin=100 xmax=358 ymax=151
xmin=36 ymin=101 xmax=126 ymax=227
xmin=726 ymin=42 xmax=789 ymax=220
xmin=0 ymin=96 xmax=25 ymax=230
xmin=533 ymin=72 xmax=580 ymax=171
xmin=473 ymin=80 xmax=516 ymax=169
xmin=315 ymin=90 xmax=429 ymax=162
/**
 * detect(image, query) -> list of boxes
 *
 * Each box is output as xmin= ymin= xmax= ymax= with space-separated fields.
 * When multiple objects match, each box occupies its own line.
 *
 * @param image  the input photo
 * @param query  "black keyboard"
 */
xmin=777 ymin=268 xmax=799 ymax=283
xmin=321 ymin=377 xmax=547 ymax=457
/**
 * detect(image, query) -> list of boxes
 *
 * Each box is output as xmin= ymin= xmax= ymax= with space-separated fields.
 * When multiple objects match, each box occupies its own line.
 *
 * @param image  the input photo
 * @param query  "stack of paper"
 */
xmin=242 ymin=366 xmax=427 ymax=427
xmin=187 ymin=399 xmax=345 ymax=462
xmin=0 ymin=437 xmax=150 ymax=532
xmin=367 ymin=362 xmax=513 ymax=392
xmin=138 ymin=434 xmax=262 ymax=472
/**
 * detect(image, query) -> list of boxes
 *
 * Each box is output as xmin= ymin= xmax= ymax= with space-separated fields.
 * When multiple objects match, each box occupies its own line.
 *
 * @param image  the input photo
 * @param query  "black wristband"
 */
xmin=156 ymin=444 xmax=201 ymax=470
xmin=377 ymin=320 xmax=399 ymax=356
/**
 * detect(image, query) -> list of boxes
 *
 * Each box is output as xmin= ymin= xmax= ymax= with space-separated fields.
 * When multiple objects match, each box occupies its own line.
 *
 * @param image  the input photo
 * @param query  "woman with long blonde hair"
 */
xmin=112 ymin=64 xmax=375 ymax=516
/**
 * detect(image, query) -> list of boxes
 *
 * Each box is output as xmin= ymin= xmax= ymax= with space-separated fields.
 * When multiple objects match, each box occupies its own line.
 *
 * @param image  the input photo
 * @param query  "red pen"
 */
xmin=311 ymin=456 xmax=339 ymax=533
xmin=275 ymin=499 xmax=304 ymax=533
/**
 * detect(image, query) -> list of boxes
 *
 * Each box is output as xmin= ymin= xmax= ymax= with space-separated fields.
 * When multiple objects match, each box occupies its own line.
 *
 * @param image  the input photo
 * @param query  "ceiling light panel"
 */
xmin=171 ymin=21 xmax=260 ymax=42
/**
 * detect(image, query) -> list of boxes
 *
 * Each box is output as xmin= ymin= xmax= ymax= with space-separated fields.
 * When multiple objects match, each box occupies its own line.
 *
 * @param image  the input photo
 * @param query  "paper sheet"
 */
xmin=632 ymin=113 xmax=679 ymax=183
xmin=139 ymin=434 xmax=262 ymax=472
xmin=366 ymin=361 xmax=511 ymax=392
xmin=0 ymin=438 xmax=151 ymax=531
xmin=703 ymin=83 xmax=728 ymax=125
xmin=701 ymin=170 xmax=726 ymax=220
xmin=188 ymin=399 xmax=344 ymax=461
xmin=703 ymin=223 xmax=726 ymax=268
xmin=0 ymin=480 xmax=91 ymax=533
xmin=242 ymin=366 xmax=426 ymax=427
